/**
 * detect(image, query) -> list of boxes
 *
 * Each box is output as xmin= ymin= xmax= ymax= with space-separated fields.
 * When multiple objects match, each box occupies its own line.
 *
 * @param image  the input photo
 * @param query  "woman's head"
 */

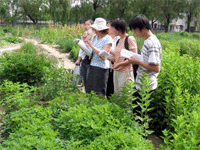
xmin=111 ymin=18 xmax=127 ymax=35
xmin=90 ymin=18 xmax=109 ymax=35
xmin=129 ymin=14 xmax=151 ymax=31
xmin=84 ymin=20 xmax=93 ymax=31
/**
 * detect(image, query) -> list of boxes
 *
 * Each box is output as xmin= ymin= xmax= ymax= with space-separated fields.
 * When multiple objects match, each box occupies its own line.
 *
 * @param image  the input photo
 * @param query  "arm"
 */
xmin=107 ymin=57 xmax=115 ymax=62
xmin=128 ymin=57 xmax=160 ymax=73
xmin=110 ymin=50 xmax=116 ymax=56
xmin=75 ymin=56 xmax=82 ymax=66
xmin=84 ymin=38 xmax=112 ymax=60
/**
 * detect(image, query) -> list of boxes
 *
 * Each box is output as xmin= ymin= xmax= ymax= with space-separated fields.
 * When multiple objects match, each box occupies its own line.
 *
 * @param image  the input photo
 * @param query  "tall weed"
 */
xmin=151 ymin=48 xmax=200 ymax=133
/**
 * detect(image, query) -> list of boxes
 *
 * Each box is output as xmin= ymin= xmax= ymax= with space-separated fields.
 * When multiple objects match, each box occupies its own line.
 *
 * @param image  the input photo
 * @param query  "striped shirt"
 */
xmin=136 ymin=34 xmax=162 ymax=90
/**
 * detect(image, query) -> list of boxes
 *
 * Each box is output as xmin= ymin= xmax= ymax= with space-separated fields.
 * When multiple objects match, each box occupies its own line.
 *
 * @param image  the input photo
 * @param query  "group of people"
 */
xmin=75 ymin=14 xmax=162 ymax=114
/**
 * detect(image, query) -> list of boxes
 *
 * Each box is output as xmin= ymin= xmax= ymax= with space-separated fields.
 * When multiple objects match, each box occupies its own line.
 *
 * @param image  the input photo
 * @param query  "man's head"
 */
xmin=129 ymin=14 xmax=151 ymax=38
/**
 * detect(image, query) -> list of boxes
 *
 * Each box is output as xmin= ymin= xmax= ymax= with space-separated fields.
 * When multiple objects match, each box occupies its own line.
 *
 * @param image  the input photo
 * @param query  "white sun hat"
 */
xmin=90 ymin=18 xmax=109 ymax=31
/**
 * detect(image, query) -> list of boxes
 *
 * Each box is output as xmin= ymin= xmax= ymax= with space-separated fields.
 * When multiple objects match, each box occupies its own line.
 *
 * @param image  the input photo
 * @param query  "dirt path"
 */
xmin=0 ymin=38 xmax=75 ymax=70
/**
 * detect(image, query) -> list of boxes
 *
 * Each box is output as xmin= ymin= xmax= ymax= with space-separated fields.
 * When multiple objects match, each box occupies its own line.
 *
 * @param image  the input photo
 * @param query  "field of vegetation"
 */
xmin=0 ymin=24 xmax=199 ymax=149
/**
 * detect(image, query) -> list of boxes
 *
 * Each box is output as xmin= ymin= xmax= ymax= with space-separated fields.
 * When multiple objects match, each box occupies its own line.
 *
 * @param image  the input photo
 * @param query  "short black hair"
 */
xmin=129 ymin=14 xmax=151 ymax=31
xmin=111 ymin=18 xmax=127 ymax=34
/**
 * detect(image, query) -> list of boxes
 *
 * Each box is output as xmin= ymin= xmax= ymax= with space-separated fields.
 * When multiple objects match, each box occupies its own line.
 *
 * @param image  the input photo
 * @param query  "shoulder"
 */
xmin=127 ymin=35 xmax=136 ymax=43
xmin=146 ymin=35 xmax=161 ymax=47
xmin=103 ymin=34 xmax=113 ymax=43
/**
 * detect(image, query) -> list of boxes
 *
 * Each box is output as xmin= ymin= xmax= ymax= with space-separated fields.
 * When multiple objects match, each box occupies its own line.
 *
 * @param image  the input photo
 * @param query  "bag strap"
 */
xmin=116 ymin=35 xmax=130 ymax=50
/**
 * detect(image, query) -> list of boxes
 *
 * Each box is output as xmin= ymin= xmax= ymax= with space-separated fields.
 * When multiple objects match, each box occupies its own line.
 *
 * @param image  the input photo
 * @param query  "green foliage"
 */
xmin=180 ymin=31 xmax=190 ymax=37
xmin=179 ymin=39 xmax=200 ymax=58
xmin=151 ymin=48 xmax=200 ymax=134
xmin=3 ymin=36 xmax=23 ymax=43
xmin=56 ymin=38 xmax=77 ymax=53
xmin=0 ymin=105 xmax=61 ymax=149
xmin=0 ymin=80 xmax=38 ymax=114
xmin=0 ymin=42 xmax=56 ymax=86
xmin=50 ymin=92 xmax=153 ymax=149
xmin=160 ymin=96 xmax=200 ymax=150
xmin=192 ymin=32 xmax=200 ymax=39
xmin=39 ymin=68 xmax=80 ymax=101
xmin=0 ymin=27 xmax=6 ymax=37
xmin=69 ymin=45 xmax=79 ymax=62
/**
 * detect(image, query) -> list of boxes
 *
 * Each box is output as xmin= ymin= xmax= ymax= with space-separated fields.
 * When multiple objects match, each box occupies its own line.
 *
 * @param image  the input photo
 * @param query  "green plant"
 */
xmin=3 ymin=36 xmax=23 ymax=43
xmin=151 ymin=48 xmax=200 ymax=134
xmin=50 ymin=91 xmax=153 ymax=149
xmin=160 ymin=97 xmax=200 ymax=150
xmin=0 ymin=80 xmax=38 ymax=113
xmin=56 ymin=38 xmax=77 ymax=52
xmin=0 ymin=105 xmax=61 ymax=149
xmin=0 ymin=42 xmax=56 ymax=86
xmin=192 ymin=32 xmax=200 ymax=39
xmin=179 ymin=39 xmax=200 ymax=58
xmin=39 ymin=68 xmax=80 ymax=101
xmin=180 ymin=31 xmax=190 ymax=37
xmin=134 ymin=73 xmax=154 ymax=137
xmin=69 ymin=45 xmax=79 ymax=62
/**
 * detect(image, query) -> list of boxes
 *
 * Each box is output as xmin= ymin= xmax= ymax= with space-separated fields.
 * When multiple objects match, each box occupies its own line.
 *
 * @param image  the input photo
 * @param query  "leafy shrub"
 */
xmin=179 ymin=39 xmax=200 ymax=58
xmin=161 ymin=97 xmax=200 ymax=150
xmin=2 ymin=26 xmax=12 ymax=33
xmin=0 ymin=42 xmax=56 ymax=86
xmin=151 ymin=48 xmax=200 ymax=134
xmin=0 ymin=80 xmax=38 ymax=113
xmin=50 ymin=92 xmax=153 ymax=149
xmin=39 ymin=68 xmax=80 ymax=101
xmin=192 ymin=32 xmax=200 ymax=39
xmin=69 ymin=45 xmax=79 ymax=62
xmin=159 ymin=39 xmax=180 ymax=52
xmin=0 ymin=40 xmax=9 ymax=47
xmin=11 ymin=27 xmax=24 ymax=37
xmin=0 ymin=105 xmax=61 ymax=149
xmin=0 ymin=28 xmax=6 ymax=37
xmin=56 ymin=38 xmax=77 ymax=52
xmin=3 ymin=36 xmax=23 ymax=43
xmin=180 ymin=31 xmax=190 ymax=37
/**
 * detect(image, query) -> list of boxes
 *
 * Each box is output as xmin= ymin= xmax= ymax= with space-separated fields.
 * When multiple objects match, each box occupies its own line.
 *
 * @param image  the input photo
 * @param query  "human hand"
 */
xmin=99 ymin=55 xmax=105 ymax=60
xmin=84 ymin=38 xmax=92 ymax=47
xmin=75 ymin=61 xmax=80 ymax=66
xmin=110 ymin=63 xmax=123 ymax=71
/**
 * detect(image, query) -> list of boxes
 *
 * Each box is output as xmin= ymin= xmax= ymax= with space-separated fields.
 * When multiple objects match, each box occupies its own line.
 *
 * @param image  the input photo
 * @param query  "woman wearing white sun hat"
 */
xmin=84 ymin=17 xmax=113 ymax=97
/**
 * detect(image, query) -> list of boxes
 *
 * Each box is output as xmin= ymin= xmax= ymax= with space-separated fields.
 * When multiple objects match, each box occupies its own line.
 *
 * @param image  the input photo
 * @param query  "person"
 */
xmin=84 ymin=18 xmax=113 ymax=97
xmin=128 ymin=14 xmax=162 ymax=116
xmin=106 ymin=20 xmax=120 ymax=99
xmin=109 ymin=18 xmax=137 ymax=96
xmin=75 ymin=20 xmax=94 ymax=90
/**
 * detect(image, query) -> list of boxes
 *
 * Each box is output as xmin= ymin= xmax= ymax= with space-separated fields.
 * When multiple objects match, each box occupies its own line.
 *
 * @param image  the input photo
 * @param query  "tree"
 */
xmin=158 ymin=0 xmax=185 ymax=32
xmin=133 ymin=0 xmax=162 ymax=28
xmin=48 ymin=0 xmax=71 ymax=25
xmin=185 ymin=0 xmax=200 ymax=32
xmin=79 ymin=2 xmax=94 ymax=22
xmin=83 ymin=0 xmax=108 ymax=20
xmin=19 ymin=0 xmax=44 ymax=24
xmin=107 ymin=0 xmax=134 ymax=22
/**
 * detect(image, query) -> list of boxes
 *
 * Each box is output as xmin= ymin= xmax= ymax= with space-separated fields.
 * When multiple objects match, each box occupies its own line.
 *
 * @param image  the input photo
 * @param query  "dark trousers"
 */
xmin=106 ymin=69 xmax=114 ymax=99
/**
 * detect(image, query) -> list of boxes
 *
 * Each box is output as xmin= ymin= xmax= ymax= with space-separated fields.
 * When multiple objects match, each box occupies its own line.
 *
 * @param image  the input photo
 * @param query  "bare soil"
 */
xmin=0 ymin=39 xmax=166 ymax=149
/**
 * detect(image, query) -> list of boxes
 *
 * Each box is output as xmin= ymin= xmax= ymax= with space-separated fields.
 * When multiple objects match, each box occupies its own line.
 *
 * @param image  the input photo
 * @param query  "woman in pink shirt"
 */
xmin=108 ymin=18 xmax=137 ymax=95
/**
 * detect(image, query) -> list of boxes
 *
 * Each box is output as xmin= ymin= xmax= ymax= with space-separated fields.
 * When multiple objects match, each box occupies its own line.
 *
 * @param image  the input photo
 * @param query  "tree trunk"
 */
xmin=164 ymin=14 xmax=170 ymax=32
xmin=186 ymin=12 xmax=192 ymax=32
